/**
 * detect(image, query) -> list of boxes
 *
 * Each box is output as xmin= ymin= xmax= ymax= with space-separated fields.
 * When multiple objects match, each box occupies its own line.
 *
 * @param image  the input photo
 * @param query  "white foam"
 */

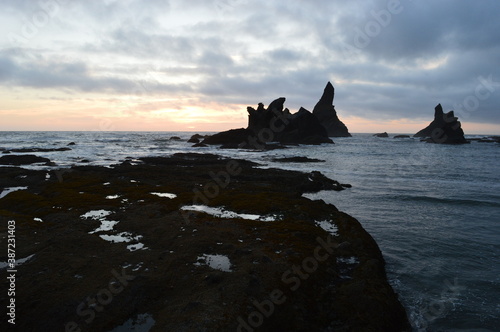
xmin=315 ymin=220 xmax=339 ymax=236
xmin=106 ymin=195 xmax=120 ymax=199
xmin=180 ymin=205 xmax=276 ymax=221
xmin=34 ymin=217 xmax=43 ymax=222
xmin=194 ymin=254 xmax=232 ymax=272
xmin=0 ymin=187 xmax=28 ymax=199
xmin=150 ymin=192 xmax=177 ymax=199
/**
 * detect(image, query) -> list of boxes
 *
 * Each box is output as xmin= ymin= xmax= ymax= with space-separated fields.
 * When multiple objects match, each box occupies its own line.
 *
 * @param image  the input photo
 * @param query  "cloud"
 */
xmin=0 ymin=0 xmax=499 ymax=130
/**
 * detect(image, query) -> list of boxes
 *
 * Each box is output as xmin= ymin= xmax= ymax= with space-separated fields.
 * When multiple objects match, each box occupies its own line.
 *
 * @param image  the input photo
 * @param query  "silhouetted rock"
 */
xmin=202 ymin=128 xmax=253 ymax=146
xmin=414 ymin=104 xmax=468 ymax=144
xmin=0 ymin=154 xmax=51 ymax=165
xmin=271 ymin=156 xmax=325 ymax=163
xmin=374 ymin=132 xmax=389 ymax=138
xmin=279 ymin=107 xmax=333 ymax=145
xmin=169 ymin=136 xmax=182 ymax=140
xmin=313 ymin=82 xmax=351 ymax=137
xmin=67 ymin=142 xmax=76 ymax=146
xmin=394 ymin=135 xmax=410 ymax=138
xmin=202 ymin=97 xmax=333 ymax=148
xmin=3 ymin=147 xmax=71 ymax=153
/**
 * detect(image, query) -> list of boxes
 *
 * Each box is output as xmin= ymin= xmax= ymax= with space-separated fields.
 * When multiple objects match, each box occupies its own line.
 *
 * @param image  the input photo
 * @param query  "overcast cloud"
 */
xmin=1 ymin=0 xmax=499 ymax=131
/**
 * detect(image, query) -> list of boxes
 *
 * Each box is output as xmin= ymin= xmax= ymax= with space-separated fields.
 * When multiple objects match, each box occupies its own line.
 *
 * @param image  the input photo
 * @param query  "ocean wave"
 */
xmin=396 ymin=195 xmax=500 ymax=208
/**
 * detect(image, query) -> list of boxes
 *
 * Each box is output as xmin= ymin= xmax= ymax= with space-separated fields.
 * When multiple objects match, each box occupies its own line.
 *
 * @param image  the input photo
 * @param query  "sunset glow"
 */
xmin=1 ymin=1 xmax=499 ymax=134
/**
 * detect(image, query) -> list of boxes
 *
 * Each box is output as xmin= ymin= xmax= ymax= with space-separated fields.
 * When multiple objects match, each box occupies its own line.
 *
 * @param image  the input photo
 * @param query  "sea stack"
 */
xmin=414 ymin=104 xmax=468 ymax=144
xmin=202 ymin=97 xmax=333 ymax=148
xmin=313 ymin=82 xmax=351 ymax=137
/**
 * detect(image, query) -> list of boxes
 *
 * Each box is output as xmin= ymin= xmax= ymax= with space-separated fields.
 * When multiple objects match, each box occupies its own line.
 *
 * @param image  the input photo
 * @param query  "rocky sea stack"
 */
xmin=202 ymin=82 xmax=355 ymax=148
xmin=414 ymin=104 xmax=468 ymax=144
xmin=203 ymin=97 xmax=333 ymax=148
xmin=312 ymin=82 xmax=351 ymax=137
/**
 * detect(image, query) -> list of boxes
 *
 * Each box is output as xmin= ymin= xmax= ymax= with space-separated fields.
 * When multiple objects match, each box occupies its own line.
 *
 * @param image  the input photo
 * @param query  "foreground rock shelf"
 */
xmin=0 ymin=153 xmax=409 ymax=331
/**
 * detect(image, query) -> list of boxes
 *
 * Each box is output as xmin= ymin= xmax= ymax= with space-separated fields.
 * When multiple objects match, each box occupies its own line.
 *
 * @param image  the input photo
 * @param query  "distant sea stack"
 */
xmin=414 ymin=104 xmax=468 ymax=144
xmin=313 ymin=82 xmax=351 ymax=137
xmin=203 ymin=97 xmax=333 ymax=148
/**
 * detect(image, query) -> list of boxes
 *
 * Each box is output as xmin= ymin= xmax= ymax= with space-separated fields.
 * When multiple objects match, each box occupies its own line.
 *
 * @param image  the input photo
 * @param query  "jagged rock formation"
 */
xmin=203 ymin=97 xmax=333 ymax=148
xmin=374 ymin=132 xmax=389 ymax=138
xmin=313 ymin=82 xmax=351 ymax=137
xmin=414 ymin=104 xmax=468 ymax=144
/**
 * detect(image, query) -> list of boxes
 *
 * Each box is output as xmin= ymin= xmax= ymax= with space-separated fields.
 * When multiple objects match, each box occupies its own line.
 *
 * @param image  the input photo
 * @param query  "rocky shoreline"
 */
xmin=0 ymin=153 xmax=410 ymax=331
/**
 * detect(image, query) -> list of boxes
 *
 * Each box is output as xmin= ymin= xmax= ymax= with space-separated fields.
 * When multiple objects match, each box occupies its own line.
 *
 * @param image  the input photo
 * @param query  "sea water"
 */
xmin=1 ymin=131 xmax=499 ymax=331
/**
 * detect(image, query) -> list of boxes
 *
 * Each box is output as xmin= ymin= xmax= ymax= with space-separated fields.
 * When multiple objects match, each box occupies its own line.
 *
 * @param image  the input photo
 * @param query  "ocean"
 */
xmin=1 ymin=131 xmax=499 ymax=331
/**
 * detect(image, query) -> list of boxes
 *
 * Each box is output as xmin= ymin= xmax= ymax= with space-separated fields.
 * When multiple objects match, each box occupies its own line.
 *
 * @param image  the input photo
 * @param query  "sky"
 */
xmin=1 ymin=0 xmax=500 ymax=134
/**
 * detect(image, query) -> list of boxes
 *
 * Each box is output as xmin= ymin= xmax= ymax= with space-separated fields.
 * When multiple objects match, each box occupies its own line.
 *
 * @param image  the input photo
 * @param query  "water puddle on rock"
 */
xmin=180 ymin=205 xmax=276 ymax=221
xmin=194 ymin=254 xmax=232 ymax=272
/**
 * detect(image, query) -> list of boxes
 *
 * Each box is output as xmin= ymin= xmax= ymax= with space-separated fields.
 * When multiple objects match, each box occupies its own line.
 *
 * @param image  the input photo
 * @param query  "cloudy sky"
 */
xmin=1 ymin=0 xmax=499 ymax=133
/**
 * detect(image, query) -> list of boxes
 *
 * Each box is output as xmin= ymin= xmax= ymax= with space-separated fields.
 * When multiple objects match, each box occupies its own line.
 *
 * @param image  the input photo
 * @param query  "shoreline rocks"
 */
xmin=0 ymin=153 xmax=410 ymax=331
xmin=271 ymin=156 xmax=326 ymax=163
xmin=0 ymin=154 xmax=52 ymax=165
xmin=2 ymin=147 xmax=71 ymax=154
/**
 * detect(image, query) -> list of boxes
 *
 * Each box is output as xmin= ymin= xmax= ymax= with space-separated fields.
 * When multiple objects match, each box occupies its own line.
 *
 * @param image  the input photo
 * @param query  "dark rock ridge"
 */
xmin=203 ymin=97 xmax=333 ymax=148
xmin=0 ymin=153 xmax=410 ymax=331
xmin=0 ymin=154 xmax=51 ymax=165
xmin=271 ymin=156 xmax=325 ymax=163
xmin=312 ymin=82 xmax=351 ymax=137
xmin=2 ymin=147 xmax=71 ymax=154
xmin=374 ymin=132 xmax=389 ymax=138
xmin=394 ymin=135 xmax=410 ymax=138
xmin=414 ymin=104 xmax=468 ymax=144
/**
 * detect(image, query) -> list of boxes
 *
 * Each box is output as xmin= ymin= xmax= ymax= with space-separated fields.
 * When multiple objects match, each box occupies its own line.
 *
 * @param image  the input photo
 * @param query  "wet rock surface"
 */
xmin=0 ymin=153 xmax=410 ymax=331
xmin=2 ymin=147 xmax=71 ymax=153
xmin=0 ymin=154 xmax=52 ymax=165
xmin=271 ymin=156 xmax=326 ymax=163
